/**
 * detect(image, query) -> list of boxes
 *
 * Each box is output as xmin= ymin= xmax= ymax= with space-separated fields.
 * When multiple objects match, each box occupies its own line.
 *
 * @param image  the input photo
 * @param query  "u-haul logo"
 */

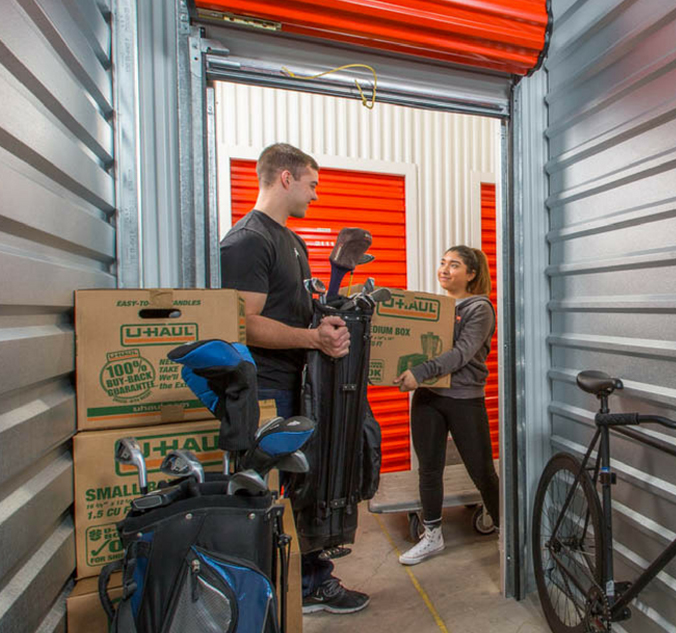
xmin=121 ymin=323 xmax=199 ymax=346
xmin=376 ymin=293 xmax=441 ymax=322
xmin=113 ymin=429 xmax=221 ymax=478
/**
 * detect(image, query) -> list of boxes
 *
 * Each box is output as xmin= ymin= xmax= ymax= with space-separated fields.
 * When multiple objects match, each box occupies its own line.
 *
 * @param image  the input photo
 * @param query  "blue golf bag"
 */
xmin=99 ymin=478 xmax=287 ymax=633
xmin=99 ymin=340 xmax=311 ymax=633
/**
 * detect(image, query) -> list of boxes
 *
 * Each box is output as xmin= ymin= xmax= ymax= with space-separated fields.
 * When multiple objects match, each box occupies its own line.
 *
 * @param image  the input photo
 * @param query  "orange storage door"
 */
xmin=195 ymin=0 xmax=549 ymax=76
xmin=229 ymin=159 xmax=411 ymax=472
xmin=481 ymin=182 xmax=499 ymax=459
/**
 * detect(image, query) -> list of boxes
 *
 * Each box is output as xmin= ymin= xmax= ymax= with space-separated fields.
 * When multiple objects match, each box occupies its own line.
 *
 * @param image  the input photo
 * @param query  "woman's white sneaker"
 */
xmin=398 ymin=525 xmax=445 ymax=565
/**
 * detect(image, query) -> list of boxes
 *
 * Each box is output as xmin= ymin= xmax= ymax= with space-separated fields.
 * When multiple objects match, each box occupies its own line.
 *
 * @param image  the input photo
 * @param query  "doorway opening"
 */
xmin=214 ymin=81 xmax=506 ymax=591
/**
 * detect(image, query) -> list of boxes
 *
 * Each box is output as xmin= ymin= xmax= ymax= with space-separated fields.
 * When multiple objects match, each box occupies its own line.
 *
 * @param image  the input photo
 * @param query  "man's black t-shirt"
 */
xmin=220 ymin=210 xmax=313 ymax=390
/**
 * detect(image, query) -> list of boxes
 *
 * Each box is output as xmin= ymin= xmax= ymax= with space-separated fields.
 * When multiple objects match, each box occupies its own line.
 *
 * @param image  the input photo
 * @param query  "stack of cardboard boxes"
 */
xmin=66 ymin=288 xmax=289 ymax=630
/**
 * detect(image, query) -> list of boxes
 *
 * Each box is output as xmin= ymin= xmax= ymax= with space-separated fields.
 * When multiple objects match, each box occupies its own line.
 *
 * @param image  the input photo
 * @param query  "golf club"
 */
xmin=276 ymin=450 xmax=310 ymax=473
xmin=304 ymin=277 xmax=327 ymax=304
xmin=347 ymin=253 xmax=376 ymax=295
xmin=369 ymin=287 xmax=392 ymax=303
xmin=131 ymin=483 xmax=185 ymax=512
xmin=328 ymin=228 xmax=372 ymax=296
xmin=363 ymin=277 xmax=375 ymax=294
xmin=227 ymin=469 xmax=268 ymax=495
xmin=241 ymin=415 xmax=315 ymax=475
xmin=160 ymin=449 xmax=205 ymax=483
xmin=115 ymin=437 xmax=148 ymax=494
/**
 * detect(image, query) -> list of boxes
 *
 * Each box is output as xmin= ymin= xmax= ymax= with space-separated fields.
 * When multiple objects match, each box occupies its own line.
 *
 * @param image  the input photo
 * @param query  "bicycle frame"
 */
xmin=570 ymin=393 xmax=676 ymax=622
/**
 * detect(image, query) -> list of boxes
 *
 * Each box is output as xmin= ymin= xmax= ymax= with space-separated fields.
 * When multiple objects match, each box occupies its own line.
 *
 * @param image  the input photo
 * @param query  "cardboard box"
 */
xmin=277 ymin=499 xmax=302 ymax=633
xmin=366 ymin=288 xmax=455 ymax=388
xmin=74 ymin=401 xmax=278 ymax=579
xmin=75 ymin=288 xmax=246 ymax=430
xmin=67 ymin=573 xmax=122 ymax=633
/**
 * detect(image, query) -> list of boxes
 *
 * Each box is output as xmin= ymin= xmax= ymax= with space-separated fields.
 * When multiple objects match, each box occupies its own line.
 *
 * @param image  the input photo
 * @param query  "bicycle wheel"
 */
xmin=532 ymin=452 xmax=606 ymax=633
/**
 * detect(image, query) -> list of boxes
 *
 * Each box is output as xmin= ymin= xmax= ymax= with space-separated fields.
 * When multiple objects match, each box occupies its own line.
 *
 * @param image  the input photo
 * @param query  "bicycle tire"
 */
xmin=532 ymin=452 xmax=606 ymax=633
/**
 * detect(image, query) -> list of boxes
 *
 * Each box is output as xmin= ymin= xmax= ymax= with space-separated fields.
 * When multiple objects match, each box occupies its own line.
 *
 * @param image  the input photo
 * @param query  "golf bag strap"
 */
xmin=99 ymin=559 xmax=124 ymax=622
xmin=101 ymin=540 xmax=151 ymax=632
xmin=279 ymin=535 xmax=290 ymax=633
xmin=274 ymin=515 xmax=291 ymax=633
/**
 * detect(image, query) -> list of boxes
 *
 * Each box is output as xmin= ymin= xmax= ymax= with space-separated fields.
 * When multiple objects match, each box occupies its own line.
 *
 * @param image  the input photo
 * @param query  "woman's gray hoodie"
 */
xmin=409 ymin=294 xmax=495 ymax=399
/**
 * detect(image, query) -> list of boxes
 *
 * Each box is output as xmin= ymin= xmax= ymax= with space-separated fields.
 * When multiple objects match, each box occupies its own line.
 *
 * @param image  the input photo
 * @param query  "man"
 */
xmin=220 ymin=143 xmax=370 ymax=615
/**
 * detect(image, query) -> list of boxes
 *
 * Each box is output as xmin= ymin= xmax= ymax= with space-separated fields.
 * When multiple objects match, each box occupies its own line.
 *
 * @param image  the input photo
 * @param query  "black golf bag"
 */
xmin=289 ymin=301 xmax=382 ymax=553
xmin=99 ymin=477 xmax=289 ymax=633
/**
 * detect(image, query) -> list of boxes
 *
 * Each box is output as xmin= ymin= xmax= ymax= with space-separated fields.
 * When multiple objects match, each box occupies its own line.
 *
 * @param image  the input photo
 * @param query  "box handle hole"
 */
xmin=138 ymin=309 xmax=182 ymax=319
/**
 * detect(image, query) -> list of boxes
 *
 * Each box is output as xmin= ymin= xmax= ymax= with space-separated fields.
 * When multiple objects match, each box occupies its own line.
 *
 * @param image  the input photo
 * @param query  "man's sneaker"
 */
xmin=398 ymin=524 xmax=445 ymax=565
xmin=302 ymin=577 xmax=370 ymax=614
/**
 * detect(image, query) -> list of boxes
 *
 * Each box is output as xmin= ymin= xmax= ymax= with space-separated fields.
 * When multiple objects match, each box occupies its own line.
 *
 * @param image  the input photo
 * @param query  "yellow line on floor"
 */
xmin=374 ymin=514 xmax=450 ymax=633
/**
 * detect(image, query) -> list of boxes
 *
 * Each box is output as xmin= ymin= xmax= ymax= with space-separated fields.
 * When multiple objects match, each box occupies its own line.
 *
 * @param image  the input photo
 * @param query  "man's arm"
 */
xmin=240 ymin=290 xmax=350 ymax=358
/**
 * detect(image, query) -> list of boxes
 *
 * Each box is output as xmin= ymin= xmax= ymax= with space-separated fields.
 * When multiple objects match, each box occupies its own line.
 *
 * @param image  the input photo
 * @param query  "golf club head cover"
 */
xmin=329 ymin=228 xmax=372 ymax=269
xmin=241 ymin=416 xmax=315 ymax=474
xmin=167 ymin=339 xmax=259 ymax=452
xmin=327 ymin=228 xmax=372 ymax=297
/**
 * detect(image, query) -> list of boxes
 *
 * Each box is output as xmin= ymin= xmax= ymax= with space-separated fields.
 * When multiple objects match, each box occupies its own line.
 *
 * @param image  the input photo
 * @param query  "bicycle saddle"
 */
xmin=576 ymin=370 xmax=622 ymax=395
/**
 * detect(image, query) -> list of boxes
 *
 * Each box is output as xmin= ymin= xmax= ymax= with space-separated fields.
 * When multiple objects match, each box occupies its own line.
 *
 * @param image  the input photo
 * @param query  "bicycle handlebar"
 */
xmin=596 ymin=412 xmax=676 ymax=430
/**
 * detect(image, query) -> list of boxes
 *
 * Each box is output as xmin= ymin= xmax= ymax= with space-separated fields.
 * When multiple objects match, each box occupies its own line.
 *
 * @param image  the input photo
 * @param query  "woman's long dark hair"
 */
xmin=446 ymin=246 xmax=491 ymax=296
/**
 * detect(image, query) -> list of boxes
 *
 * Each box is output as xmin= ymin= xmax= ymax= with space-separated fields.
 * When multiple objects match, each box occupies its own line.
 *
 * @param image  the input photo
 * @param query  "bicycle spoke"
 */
xmin=533 ymin=455 xmax=604 ymax=632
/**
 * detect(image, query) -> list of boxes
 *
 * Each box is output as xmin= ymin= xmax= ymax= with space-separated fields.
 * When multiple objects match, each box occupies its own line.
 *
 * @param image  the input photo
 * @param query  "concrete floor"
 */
xmin=303 ymin=503 xmax=551 ymax=633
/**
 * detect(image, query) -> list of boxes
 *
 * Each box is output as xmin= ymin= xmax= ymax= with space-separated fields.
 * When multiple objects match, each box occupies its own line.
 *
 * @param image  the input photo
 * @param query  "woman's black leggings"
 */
xmin=411 ymin=389 xmax=500 ymax=526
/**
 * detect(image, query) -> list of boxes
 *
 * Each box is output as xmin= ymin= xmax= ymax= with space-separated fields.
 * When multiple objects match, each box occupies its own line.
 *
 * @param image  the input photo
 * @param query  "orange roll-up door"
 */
xmin=481 ymin=182 xmax=499 ymax=459
xmin=229 ymin=159 xmax=411 ymax=472
xmin=196 ymin=0 xmax=549 ymax=76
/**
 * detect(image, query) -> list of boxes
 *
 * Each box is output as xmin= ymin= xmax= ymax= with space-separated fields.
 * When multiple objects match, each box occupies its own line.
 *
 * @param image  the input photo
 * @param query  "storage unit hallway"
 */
xmin=302 ymin=503 xmax=549 ymax=633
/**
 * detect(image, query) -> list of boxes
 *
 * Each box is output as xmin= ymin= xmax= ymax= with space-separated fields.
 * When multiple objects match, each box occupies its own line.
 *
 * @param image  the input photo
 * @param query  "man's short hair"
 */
xmin=256 ymin=143 xmax=319 ymax=187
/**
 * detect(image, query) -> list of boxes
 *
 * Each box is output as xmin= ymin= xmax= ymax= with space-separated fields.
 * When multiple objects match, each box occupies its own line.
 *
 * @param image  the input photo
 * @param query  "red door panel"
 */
xmin=481 ymin=182 xmax=499 ymax=459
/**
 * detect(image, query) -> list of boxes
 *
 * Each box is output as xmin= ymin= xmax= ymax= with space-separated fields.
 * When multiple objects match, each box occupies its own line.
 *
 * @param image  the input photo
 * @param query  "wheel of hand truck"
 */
xmin=472 ymin=505 xmax=495 ymax=535
xmin=407 ymin=512 xmax=423 ymax=542
xmin=532 ymin=452 xmax=606 ymax=633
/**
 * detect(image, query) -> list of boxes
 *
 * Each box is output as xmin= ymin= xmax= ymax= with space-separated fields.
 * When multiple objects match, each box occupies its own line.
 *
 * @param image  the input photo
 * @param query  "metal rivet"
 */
xmin=248 ymin=513 xmax=256 ymax=520
xmin=186 ymin=513 xmax=193 ymax=520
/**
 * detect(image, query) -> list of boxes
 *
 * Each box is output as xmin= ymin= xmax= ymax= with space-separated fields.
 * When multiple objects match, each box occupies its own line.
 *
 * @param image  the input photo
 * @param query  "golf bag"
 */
xmin=99 ymin=477 xmax=289 ymax=633
xmin=289 ymin=300 xmax=382 ymax=553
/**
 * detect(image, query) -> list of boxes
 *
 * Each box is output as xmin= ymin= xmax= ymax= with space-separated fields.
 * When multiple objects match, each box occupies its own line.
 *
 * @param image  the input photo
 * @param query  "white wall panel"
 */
xmin=215 ymin=83 xmax=499 ymax=293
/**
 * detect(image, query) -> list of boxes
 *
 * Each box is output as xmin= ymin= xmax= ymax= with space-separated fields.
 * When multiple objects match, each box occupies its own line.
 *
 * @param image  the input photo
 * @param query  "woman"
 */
xmin=394 ymin=245 xmax=499 ymax=566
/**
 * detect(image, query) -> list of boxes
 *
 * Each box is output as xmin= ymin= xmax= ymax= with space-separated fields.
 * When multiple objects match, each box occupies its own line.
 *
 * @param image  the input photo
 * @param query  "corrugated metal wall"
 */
xmin=545 ymin=0 xmax=676 ymax=628
xmin=0 ymin=0 xmax=116 ymax=631
xmin=215 ymin=83 xmax=499 ymax=293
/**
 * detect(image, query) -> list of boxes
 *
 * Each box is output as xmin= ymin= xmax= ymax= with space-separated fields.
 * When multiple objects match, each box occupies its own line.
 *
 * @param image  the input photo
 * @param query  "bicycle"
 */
xmin=532 ymin=370 xmax=676 ymax=633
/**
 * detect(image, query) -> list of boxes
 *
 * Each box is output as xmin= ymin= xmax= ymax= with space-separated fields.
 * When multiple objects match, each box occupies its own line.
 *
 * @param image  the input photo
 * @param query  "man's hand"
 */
xmin=394 ymin=369 xmax=419 ymax=392
xmin=315 ymin=315 xmax=350 ymax=358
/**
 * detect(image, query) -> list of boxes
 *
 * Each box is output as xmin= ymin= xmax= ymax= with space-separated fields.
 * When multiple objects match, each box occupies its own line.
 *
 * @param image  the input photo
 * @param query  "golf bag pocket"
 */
xmin=100 ymin=486 xmax=286 ymax=633
xmin=165 ymin=547 xmax=277 ymax=633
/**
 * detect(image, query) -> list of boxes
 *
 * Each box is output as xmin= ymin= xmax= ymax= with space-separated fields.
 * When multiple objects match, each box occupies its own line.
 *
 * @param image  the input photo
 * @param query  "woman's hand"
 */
xmin=394 ymin=370 xmax=419 ymax=392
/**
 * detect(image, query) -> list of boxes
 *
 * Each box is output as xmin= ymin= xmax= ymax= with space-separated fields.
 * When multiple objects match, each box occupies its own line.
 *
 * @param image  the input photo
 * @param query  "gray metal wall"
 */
xmin=0 ymin=0 xmax=116 ymax=631
xmin=545 ymin=0 xmax=676 ymax=629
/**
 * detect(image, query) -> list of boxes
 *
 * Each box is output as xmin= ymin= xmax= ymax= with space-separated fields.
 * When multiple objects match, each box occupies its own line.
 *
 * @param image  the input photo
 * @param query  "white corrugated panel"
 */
xmin=215 ymin=83 xmax=499 ymax=292
xmin=543 ymin=0 xmax=676 ymax=629
xmin=0 ymin=1 xmax=116 ymax=631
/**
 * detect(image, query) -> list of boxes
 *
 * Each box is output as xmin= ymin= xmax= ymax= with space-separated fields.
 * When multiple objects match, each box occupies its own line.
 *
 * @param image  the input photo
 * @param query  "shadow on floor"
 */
xmin=302 ymin=503 xmax=550 ymax=633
